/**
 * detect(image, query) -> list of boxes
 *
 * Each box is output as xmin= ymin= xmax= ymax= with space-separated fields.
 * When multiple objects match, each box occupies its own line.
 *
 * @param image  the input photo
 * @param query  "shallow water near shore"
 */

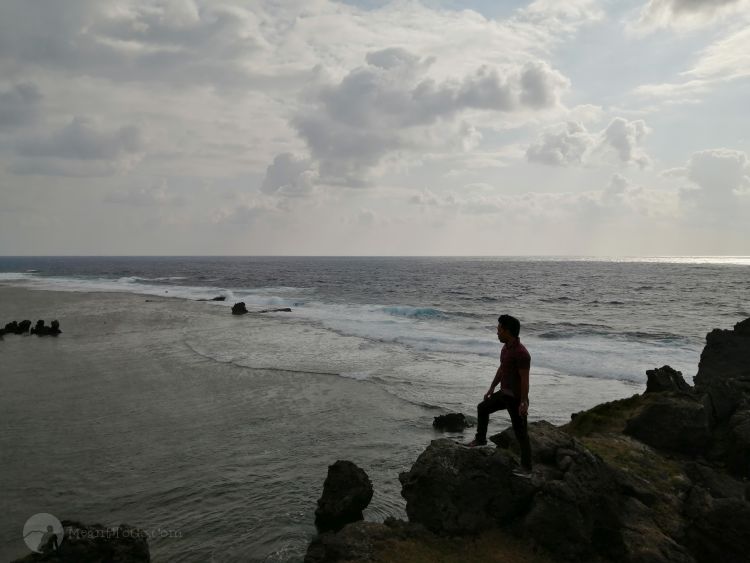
xmin=1 ymin=256 xmax=748 ymax=561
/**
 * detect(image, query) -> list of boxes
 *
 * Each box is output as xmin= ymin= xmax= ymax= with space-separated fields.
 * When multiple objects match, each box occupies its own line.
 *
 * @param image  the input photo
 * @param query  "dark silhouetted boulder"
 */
xmin=231 ymin=302 xmax=248 ymax=315
xmin=399 ymin=438 xmax=536 ymax=535
xmin=646 ymin=365 xmax=692 ymax=393
xmin=694 ymin=318 xmax=750 ymax=421
xmin=624 ymin=394 xmax=712 ymax=454
xmin=50 ymin=320 xmax=61 ymax=335
xmin=314 ymin=460 xmax=373 ymax=533
xmin=5 ymin=321 xmax=18 ymax=333
xmin=432 ymin=412 xmax=474 ymax=432
xmin=18 ymin=319 xmax=31 ymax=334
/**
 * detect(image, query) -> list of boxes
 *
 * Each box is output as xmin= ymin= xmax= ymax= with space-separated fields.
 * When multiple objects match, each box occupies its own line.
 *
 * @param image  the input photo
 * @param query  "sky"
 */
xmin=1 ymin=0 xmax=749 ymax=256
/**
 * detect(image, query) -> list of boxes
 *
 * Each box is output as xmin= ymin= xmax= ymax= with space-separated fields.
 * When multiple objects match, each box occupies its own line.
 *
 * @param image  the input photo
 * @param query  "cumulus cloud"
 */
xmin=104 ymin=180 xmax=185 ymax=206
xmin=261 ymin=153 xmax=316 ymax=197
xmin=526 ymin=121 xmax=594 ymax=166
xmin=526 ymin=118 xmax=650 ymax=168
xmin=294 ymin=48 xmax=569 ymax=186
xmin=668 ymin=148 xmax=750 ymax=223
xmin=686 ymin=148 xmax=750 ymax=192
xmin=603 ymin=118 xmax=650 ymax=168
xmin=0 ymin=82 xmax=42 ymax=129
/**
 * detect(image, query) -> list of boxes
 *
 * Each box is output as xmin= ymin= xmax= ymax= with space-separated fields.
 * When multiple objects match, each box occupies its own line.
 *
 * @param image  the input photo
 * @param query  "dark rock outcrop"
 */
xmin=624 ymin=393 xmax=712 ymax=454
xmin=257 ymin=307 xmax=292 ymax=313
xmin=646 ymin=365 xmax=692 ymax=393
xmin=694 ymin=318 xmax=750 ymax=421
xmin=30 ymin=320 xmax=61 ymax=336
xmin=12 ymin=520 xmax=150 ymax=562
xmin=399 ymin=438 xmax=535 ymax=535
xmin=231 ymin=302 xmax=248 ymax=315
xmin=314 ymin=460 xmax=373 ymax=533
xmin=198 ymin=296 xmax=226 ymax=301
xmin=432 ymin=412 xmax=474 ymax=432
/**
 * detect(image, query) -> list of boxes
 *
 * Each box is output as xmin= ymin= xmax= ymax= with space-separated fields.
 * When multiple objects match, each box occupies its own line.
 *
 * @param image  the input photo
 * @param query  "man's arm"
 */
xmin=485 ymin=366 xmax=502 ymax=399
xmin=518 ymin=367 xmax=530 ymax=415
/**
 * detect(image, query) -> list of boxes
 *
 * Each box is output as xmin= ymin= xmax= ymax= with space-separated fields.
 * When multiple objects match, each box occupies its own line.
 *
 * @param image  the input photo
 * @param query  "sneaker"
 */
xmin=512 ymin=467 xmax=533 ymax=478
xmin=463 ymin=438 xmax=487 ymax=447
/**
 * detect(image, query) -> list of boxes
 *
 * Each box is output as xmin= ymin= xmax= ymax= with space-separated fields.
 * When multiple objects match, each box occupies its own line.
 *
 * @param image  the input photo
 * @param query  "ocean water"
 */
xmin=1 ymin=256 xmax=749 ymax=561
xmin=2 ymin=256 xmax=748 ymax=383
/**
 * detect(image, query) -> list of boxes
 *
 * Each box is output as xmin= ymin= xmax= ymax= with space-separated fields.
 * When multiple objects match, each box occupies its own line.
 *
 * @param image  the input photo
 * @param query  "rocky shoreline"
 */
xmin=13 ymin=318 xmax=749 ymax=562
xmin=305 ymin=318 xmax=750 ymax=563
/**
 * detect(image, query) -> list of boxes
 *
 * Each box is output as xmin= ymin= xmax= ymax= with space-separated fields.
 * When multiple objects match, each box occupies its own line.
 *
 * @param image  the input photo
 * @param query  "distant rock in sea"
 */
xmin=432 ymin=412 xmax=474 ymax=432
xmin=231 ymin=302 xmax=291 ymax=315
xmin=1 ymin=319 xmax=60 ymax=338
xmin=231 ymin=302 xmax=248 ymax=315
xmin=30 ymin=319 xmax=62 ymax=336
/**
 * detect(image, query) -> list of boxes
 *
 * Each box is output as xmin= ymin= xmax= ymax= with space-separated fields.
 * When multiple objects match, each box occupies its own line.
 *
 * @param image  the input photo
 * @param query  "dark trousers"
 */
xmin=476 ymin=391 xmax=532 ymax=470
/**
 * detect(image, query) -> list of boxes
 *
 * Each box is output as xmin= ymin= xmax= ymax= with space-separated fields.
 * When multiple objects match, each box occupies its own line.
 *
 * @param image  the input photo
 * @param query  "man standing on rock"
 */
xmin=466 ymin=314 xmax=532 ymax=476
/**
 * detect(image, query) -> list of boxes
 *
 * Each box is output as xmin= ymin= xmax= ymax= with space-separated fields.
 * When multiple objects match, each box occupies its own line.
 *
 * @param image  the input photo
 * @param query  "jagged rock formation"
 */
xmin=305 ymin=317 xmax=750 ymax=563
xmin=314 ymin=460 xmax=373 ymax=533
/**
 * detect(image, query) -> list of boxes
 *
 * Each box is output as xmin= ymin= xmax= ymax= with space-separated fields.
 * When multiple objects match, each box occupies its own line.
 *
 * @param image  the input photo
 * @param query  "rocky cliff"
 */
xmin=306 ymin=318 xmax=750 ymax=563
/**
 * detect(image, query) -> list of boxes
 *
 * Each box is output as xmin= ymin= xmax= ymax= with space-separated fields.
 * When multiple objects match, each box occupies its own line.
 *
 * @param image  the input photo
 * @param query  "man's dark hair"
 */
xmin=498 ymin=314 xmax=521 ymax=337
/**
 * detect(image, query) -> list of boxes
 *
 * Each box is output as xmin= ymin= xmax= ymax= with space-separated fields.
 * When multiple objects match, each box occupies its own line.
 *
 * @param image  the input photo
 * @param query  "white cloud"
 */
xmin=686 ymin=148 xmax=749 ymax=192
xmin=294 ymin=49 xmax=569 ymax=186
xmin=664 ymin=148 xmax=750 ymax=224
xmin=526 ymin=118 xmax=651 ymax=168
xmin=603 ymin=118 xmax=650 ymax=168
xmin=633 ymin=0 xmax=748 ymax=33
xmin=526 ymin=121 xmax=594 ymax=166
